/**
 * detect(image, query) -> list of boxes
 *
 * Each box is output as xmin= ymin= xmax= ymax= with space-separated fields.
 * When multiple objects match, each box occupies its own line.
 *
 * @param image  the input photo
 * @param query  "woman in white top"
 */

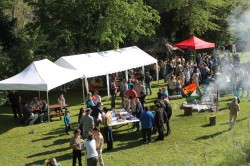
xmin=92 ymin=91 xmax=101 ymax=106
xmin=58 ymin=94 xmax=68 ymax=111
xmin=84 ymin=133 xmax=98 ymax=166
xmin=58 ymin=94 xmax=66 ymax=104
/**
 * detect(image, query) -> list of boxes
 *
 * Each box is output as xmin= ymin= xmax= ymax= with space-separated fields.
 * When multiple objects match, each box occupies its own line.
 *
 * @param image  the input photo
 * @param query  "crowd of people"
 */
xmin=7 ymin=91 xmax=68 ymax=125
xmin=6 ymin=51 xmax=247 ymax=166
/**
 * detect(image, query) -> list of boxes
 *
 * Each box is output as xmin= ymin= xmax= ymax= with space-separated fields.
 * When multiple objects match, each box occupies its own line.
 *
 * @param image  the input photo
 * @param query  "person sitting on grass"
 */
xmin=64 ymin=110 xmax=71 ymax=135
xmin=44 ymin=158 xmax=61 ymax=166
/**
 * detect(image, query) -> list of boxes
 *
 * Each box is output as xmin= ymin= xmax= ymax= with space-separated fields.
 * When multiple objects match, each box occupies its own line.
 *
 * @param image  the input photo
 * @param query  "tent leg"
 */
xmin=142 ymin=66 xmax=145 ymax=85
xmin=106 ymin=74 xmax=110 ymax=100
xmin=85 ymin=78 xmax=89 ymax=94
xmin=156 ymin=62 xmax=159 ymax=85
xmin=47 ymin=91 xmax=50 ymax=122
xmin=38 ymin=91 xmax=41 ymax=100
xmin=82 ymin=78 xmax=86 ymax=105
xmin=125 ymin=70 xmax=128 ymax=83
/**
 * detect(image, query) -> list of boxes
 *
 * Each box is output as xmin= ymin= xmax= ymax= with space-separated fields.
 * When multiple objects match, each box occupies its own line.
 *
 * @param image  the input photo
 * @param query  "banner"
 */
xmin=182 ymin=82 xmax=202 ymax=102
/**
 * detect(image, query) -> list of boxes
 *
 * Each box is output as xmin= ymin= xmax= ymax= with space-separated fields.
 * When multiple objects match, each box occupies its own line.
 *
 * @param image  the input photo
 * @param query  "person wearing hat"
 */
xmin=64 ymin=109 xmax=71 ymax=135
xmin=228 ymin=97 xmax=240 ymax=130
xmin=81 ymin=108 xmax=94 ymax=138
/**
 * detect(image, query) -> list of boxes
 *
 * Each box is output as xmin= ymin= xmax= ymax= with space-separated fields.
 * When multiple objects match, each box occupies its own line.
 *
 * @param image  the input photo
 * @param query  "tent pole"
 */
xmin=47 ymin=91 xmax=50 ymax=122
xmin=156 ymin=62 xmax=159 ymax=85
xmin=82 ymin=78 xmax=86 ymax=105
xmin=106 ymin=74 xmax=110 ymax=100
xmin=38 ymin=91 xmax=41 ymax=100
xmin=142 ymin=66 xmax=145 ymax=85
xmin=85 ymin=78 xmax=89 ymax=94
xmin=125 ymin=70 xmax=128 ymax=82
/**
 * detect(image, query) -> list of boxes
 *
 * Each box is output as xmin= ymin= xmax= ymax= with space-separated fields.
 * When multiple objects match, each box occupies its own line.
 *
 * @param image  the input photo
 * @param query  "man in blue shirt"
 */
xmin=140 ymin=106 xmax=154 ymax=143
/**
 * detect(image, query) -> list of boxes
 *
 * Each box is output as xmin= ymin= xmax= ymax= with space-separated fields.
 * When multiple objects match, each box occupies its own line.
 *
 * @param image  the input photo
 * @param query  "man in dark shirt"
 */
xmin=133 ymin=98 xmax=143 ymax=132
xmin=91 ymin=102 xmax=103 ymax=127
xmin=145 ymin=72 xmax=153 ymax=96
xmin=7 ymin=90 xmax=22 ymax=119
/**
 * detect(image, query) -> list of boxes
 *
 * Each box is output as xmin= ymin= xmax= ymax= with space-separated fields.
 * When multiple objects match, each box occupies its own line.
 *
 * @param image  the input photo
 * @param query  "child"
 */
xmin=176 ymin=76 xmax=182 ymax=95
xmin=157 ymin=89 xmax=162 ymax=100
xmin=64 ymin=110 xmax=71 ymax=135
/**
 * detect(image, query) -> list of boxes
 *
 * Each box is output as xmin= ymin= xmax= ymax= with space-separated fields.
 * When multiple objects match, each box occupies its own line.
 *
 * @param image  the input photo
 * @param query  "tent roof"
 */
xmin=0 ymin=59 xmax=82 ymax=91
xmin=174 ymin=36 xmax=215 ymax=50
xmin=55 ymin=46 xmax=157 ymax=78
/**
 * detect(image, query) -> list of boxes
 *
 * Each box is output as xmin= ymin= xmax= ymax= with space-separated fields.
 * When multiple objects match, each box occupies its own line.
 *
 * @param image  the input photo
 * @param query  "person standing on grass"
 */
xmin=70 ymin=129 xmax=83 ymax=166
xmin=64 ymin=110 xmax=71 ymax=135
xmin=110 ymin=77 xmax=118 ymax=109
xmin=92 ymin=127 xmax=104 ymax=166
xmin=92 ymin=91 xmax=102 ymax=106
xmin=84 ymin=132 xmax=98 ymax=166
xmin=120 ymin=79 xmax=128 ymax=105
xmin=135 ymin=81 xmax=146 ymax=109
xmin=154 ymin=103 xmax=165 ymax=141
xmin=228 ymin=97 xmax=240 ymax=130
xmin=102 ymin=107 xmax=113 ymax=151
xmin=163 ymin=100 xmax=172 ymax=136
xmin=91 ymin=102 xmax=103 ymax=127
xmin=81 ymin=108 xmax=94 ymax=138
xmin=145 ymin=72 xmax=153 ymax=96
xmin=140 ymin=106 xmax=154 ymax=143
xmin=133 ymin=98 xmax=143 ymax=132
xmin=7 ymin=90 xmax=22 ymax=119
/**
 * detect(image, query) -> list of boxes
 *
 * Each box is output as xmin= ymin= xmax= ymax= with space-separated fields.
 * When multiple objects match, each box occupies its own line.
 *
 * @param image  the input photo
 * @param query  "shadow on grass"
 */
xmin=220 ymin=117 xmax=248 ymax=126
xmin=194 ymin=130 xmax=227 ymax=140
xmin=32 ymin=135 xmax=57 ymax=142
xmin=200 ymin=124 xmax=213 ymax=128
xmin=220 ymin=98 xmax=232 ymax=102
xmin=25 ymin=153 xmax=71 ymax=166
xmin=0 ymin=114 xmax=22 ymax=135
xmin=175 ymin=114 xmax=186 ymax=117
xmin=27 ymin=147 xmax=71 ymax=158
xmin=43 ymin=138 xmax=70 ymax=148
xmin=218 ymin=107 xmax=228 ymax=111
xmin=105 ymin=132 xmax=142 ymax=153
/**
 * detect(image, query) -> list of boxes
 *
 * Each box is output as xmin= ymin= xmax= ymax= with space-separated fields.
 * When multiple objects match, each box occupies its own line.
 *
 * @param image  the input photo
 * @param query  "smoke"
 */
xmin=228 ymin=5 xmax=250 ymax=51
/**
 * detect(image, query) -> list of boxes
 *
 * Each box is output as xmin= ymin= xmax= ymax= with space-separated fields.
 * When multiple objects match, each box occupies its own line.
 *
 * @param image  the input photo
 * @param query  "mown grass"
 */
xmin=0 ymin=79 xmax=249 ymax=166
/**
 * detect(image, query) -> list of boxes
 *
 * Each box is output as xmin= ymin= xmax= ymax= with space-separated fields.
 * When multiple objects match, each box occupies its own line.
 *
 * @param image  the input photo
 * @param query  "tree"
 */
xmin=24 ymin=0 xmax=160 ymax=58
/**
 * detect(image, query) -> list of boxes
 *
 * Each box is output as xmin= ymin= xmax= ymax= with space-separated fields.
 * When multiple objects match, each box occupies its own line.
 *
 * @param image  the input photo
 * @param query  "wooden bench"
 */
xmin=49 ymin=112 xmax=65 ymax=120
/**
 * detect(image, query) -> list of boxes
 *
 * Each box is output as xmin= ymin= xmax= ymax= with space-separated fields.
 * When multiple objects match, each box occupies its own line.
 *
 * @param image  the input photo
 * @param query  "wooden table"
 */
xmin=33 ymin=104 xmax=69 ymax=120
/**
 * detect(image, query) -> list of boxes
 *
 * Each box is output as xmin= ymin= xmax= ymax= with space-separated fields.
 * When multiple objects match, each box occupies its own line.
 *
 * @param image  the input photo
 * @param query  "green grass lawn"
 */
xmin=0 ymin=79 xmax=249 ymax=166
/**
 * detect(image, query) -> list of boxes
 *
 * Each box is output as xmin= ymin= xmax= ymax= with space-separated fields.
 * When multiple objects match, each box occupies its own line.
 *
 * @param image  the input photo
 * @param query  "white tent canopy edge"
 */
xmin=0 ymin=59 xmax=82 ymax=121
xmin=55 ymin=46 xmax=159 ymax=98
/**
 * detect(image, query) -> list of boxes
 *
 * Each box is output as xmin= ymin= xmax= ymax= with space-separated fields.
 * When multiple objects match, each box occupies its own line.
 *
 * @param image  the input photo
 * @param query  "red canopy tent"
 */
xmin=174 ymin=36 xmax=215 ymax=50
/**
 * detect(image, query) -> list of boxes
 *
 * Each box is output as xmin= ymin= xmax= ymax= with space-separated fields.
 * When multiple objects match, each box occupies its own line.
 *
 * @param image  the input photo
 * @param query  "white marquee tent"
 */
xmin=55 ymin=46 xmax=159 ymax=97
xmin=0 ymin=59 xmax=82 ymax=120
